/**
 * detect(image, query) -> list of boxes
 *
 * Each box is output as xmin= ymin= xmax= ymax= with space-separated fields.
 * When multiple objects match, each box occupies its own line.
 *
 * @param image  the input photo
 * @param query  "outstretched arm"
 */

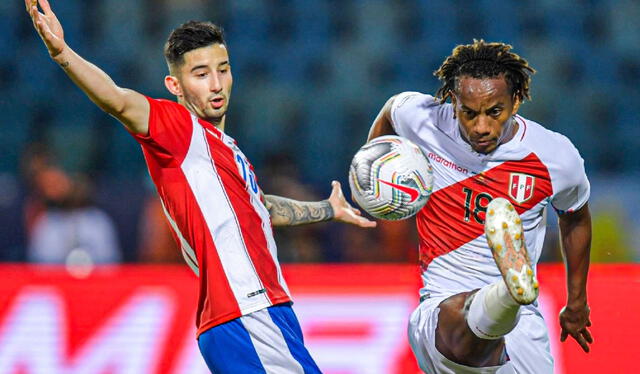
xmin=558 ymin=203 xmax=593 ymax=352
xmin=26 ymin=0 xmax=149 ymax=134
xmin=367 ymin=95 xmax=398 ymax=141
xmin=264 ymin=181 xmax=376 ymax=228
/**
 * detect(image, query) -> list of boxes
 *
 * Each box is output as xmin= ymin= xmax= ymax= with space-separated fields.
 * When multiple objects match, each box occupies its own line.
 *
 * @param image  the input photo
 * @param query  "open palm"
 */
xmin=328 ymin=181 xmax=377 ymax=228
xmin=26 ymin=0 xmax=65 ymax=58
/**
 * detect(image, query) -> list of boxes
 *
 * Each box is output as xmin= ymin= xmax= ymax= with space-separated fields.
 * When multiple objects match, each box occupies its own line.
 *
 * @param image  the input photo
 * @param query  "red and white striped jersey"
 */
xmin=390 ymin=92 xmax=590 ymax=307
xmin=131 ymin=97 xmax=291 ymax=336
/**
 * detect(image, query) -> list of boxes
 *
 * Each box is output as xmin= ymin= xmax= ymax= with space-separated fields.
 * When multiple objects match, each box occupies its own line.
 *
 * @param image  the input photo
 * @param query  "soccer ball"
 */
xmin=348 ymin=135 xmax=434 ymax=220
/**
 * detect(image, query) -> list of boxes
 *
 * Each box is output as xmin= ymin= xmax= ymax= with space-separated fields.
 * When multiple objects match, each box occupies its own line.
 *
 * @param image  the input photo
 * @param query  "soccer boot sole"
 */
xmin=484 ymin=197 xmax=539 ymax=305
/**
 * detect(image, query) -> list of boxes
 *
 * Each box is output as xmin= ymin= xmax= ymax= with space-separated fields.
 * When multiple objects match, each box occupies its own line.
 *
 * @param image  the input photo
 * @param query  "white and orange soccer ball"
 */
xmin=348 ymin=135 xmax=434 ymax=220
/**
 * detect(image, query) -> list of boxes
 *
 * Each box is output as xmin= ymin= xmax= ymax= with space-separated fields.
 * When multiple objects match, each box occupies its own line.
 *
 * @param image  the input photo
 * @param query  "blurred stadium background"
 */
xmin=0 ymin=0 xmax=638 ymax=373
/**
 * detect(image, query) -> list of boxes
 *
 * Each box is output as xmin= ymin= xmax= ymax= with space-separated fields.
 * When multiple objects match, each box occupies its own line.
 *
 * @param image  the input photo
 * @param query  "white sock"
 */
xmin=466 ymin=281 xmax=521 ymax=340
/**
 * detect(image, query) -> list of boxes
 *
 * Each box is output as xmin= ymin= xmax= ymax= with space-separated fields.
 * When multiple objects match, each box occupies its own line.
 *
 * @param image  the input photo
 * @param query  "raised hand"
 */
xmin=559 ymin=304 xmax=593 ymax=353
xmin=26 ymin=0 xmax=66 ymax=59
xmin=328 ymin=181 xmax=377 ymax=228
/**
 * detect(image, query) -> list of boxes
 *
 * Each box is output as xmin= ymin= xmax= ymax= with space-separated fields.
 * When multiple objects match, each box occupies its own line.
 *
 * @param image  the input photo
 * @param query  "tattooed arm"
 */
xmin=264 ymin=195 xmax=334 ymax=226
xmin=263 ymin=181 xmax=377 ymax=228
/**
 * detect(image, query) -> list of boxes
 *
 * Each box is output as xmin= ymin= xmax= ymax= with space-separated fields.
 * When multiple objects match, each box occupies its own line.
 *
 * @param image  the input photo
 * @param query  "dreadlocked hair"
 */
xmin=434 ymin=40 xmax=535 ymax=104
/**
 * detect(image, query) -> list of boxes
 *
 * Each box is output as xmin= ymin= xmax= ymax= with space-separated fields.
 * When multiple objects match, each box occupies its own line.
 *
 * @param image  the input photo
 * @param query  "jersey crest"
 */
xmin=509 ymin=173 xmax=535 ymax=203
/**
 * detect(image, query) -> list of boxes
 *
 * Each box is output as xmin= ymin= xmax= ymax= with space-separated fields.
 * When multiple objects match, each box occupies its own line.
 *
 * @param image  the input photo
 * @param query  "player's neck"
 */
xmin=202 ymin=116 xmax=226 ymax=132
xmin=208 ymin=115 xmax=226 ymax=131
xmin=497 ymin=116 xmax=518 ymax=146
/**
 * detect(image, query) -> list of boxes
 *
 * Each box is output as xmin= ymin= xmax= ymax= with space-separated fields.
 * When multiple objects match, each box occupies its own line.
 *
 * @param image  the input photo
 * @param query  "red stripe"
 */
xmin=511 ymin=174 xmax=520 ymax=200
xmin=133 ymin=98 xmax=195 ymax=167
xmin=141 ymin=137 xmax=242 ymax=335
xmin=203 ymin=123 xmax=289 ymax=305
xmin=160 ymin=215 xmax=198 ymax=267
xmin=525 ymin=175 xmax=534 ymax=200
xmin=180 ymin=247 xmax=198 ymax=270
xmin=417 ymin=153 xmax=553 ymax=271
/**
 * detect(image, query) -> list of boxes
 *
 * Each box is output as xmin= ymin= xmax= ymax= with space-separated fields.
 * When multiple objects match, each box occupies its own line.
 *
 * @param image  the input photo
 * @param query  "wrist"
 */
xmin=566 ymin=299 xmax=588 ymax=312
xmin=324 ymin=199 xmax=335 ymax=221
xmin=51 ymin=47 xmax=69 ymax=66
xmin=567 ymin=285 xmax=587 ymax=305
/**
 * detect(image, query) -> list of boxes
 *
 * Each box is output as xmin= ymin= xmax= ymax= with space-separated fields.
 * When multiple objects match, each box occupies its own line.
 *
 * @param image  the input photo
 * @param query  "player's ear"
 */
xmin=511 ymin=94 xmax=521 ymax=115
xmin=164 ymin=75 xmax=182 ymax=97
xmin=449 ymin=91 xmax=458 ymax=119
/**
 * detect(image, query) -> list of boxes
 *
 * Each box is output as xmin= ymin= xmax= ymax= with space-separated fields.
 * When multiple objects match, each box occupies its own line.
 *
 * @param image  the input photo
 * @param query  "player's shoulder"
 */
xmin=517 ymin=115 xmax=584 ymax=171
xmin=147 ymin=96 xmax=189 ymax=114
xmin=390 ymin=91 xmax=455 ymax=133
xmin=391 ymin=91 xmax=439 ymax=111
xmin=144 ymin=97 xmax=195 ymax=125
xmin=518 ymin=115 xmax=579 ymax=152
xmin=136 ymin=97 xmax=196 ymax=155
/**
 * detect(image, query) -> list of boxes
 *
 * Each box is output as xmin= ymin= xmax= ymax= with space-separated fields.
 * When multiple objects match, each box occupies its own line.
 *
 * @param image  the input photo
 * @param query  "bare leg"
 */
xmin=434 ymin=198 xmax=539 ymax=368
xmin=435 ymin=291 xmax=507 ymax=367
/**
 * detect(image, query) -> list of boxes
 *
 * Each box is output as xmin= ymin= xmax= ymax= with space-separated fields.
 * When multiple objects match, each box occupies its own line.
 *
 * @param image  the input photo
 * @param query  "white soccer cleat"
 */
xmin=485 ymin=198 xmax=538 ymax=305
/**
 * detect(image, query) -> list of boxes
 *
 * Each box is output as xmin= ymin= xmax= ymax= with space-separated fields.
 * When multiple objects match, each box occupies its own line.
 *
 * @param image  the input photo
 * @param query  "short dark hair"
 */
xmin=434 ymin=40 xmax=535 ymax=103
xmin=164 ymin=21 xmax=226 ymax=72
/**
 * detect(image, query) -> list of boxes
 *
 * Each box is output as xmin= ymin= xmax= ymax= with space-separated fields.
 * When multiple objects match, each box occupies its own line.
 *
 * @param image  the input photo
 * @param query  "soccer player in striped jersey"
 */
xmin=367 ymin=40 xmax=593 ymax=373
xmin=27 ymin=0 xmax=375 ymax=372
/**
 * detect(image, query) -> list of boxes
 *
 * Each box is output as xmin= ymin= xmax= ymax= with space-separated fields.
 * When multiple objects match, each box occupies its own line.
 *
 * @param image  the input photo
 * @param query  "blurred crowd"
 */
xmin=1 ymin=0 xmax=638 ymax=264
xmin=13 ymin=145 xmax=421 ymax=265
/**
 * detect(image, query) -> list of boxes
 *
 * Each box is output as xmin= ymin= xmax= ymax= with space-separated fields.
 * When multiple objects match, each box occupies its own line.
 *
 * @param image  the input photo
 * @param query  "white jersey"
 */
xmin=390 ymin=92 xmax=590 ymax=310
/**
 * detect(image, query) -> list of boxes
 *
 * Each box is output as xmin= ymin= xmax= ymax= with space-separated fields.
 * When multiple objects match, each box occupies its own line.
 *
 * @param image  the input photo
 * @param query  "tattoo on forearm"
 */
xmin=59 ymin=61 xmax=69 ymax=68
xmin=265 ymin=195 xmax=334 ymax=226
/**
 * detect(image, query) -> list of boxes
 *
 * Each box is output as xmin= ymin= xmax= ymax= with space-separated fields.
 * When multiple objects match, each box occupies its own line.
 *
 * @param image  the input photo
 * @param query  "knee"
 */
xmin=435 ymin=294 xmax=475 ymax=354
xmin=435 ymin=293 xmax=505 ymax=366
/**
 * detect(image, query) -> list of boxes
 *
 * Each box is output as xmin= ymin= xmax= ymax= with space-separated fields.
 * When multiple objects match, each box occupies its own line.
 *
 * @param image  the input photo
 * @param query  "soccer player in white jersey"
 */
xmin=368 ymin=40 xmax=593 ymax=373
xmin=26 ymin=0 xmax=376 ymax=372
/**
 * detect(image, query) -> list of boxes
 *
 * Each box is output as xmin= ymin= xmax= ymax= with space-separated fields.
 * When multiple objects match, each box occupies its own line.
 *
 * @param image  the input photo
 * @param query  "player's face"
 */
xmin=173 ymin=43 xmax=232 ymax=124
xmin=451 ymin=75 xmax=520 ymax=154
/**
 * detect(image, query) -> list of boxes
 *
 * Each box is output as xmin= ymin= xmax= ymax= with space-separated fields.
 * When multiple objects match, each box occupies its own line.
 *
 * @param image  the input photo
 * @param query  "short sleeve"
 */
xmin=389 ymin=92 xmax=441 ymax=142
xmin=129 ymin=97 xmax=194 ymax=164
xmin=550 ymin=140 xmax=590 ymax=214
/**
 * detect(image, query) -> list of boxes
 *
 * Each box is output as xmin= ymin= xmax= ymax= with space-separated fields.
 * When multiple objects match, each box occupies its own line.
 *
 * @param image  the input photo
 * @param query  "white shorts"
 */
xmin=198 ymin=304 xmax=321 ymax=373
xmin=408 ymin=296 xmax=554 ymax=374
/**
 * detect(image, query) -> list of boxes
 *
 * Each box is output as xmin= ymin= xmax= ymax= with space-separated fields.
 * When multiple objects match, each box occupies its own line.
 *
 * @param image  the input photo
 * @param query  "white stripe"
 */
xmin=517 ymin=176 xmax=526 ymax=202
xmin=159 ymin=200 xmax=199 ymax=276
xmin=251 ymin=194 xmax=291 ymax=297
xmin=180 ymin=248 xmax=199 ymax=274
xmin=181 ymin=117 xmax=271 ymax=313
xmin=241 ymin=309 xmax=305 ymax=374
xmin=224 ymin=130 xmax=289 ymax=297
xmin=228 ymin=134 xmax=287 ymax=294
